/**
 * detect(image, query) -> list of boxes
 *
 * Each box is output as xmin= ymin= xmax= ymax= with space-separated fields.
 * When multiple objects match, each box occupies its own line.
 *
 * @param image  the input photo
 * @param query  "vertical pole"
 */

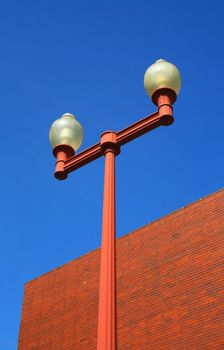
xmin=97 ymin=147 xmax=117 ymax=350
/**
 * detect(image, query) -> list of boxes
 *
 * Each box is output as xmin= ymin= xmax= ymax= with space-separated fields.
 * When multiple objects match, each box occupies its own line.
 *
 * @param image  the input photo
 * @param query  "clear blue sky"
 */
xmin=0 ymin=0 xmax=223 ymax=348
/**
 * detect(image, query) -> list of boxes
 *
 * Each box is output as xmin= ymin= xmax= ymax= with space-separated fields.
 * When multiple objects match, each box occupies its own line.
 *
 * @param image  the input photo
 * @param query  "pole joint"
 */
xmin=53 ymin=144 xmax=74 ymax=180
xmin=100 ymin=131 xmax=120 ymax=156
xmin=152 ymin=88 xmax=176 ymax=126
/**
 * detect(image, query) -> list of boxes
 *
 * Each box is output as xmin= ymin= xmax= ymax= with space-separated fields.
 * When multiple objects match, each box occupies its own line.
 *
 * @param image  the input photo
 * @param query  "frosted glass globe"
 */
xmin=49 ymin=113 xmax=83 ymax=151
xmin=144 ymin=59 xmax=181 ymax=97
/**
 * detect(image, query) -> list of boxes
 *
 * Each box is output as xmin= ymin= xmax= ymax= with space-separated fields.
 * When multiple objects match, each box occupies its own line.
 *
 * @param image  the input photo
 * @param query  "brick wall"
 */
xmin=18 ymin=189 xmax=224 ymax=350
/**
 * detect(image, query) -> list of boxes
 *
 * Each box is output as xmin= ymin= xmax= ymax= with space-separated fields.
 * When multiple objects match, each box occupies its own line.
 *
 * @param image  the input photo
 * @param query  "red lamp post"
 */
xmin=49 ymin=59 xmax=181 ymax=350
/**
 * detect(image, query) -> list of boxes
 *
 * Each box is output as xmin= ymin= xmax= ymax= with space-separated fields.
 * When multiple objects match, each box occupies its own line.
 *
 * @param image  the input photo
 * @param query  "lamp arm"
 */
xmin=116 ymin=111 xmax=160 ymax=146
xmin=64 ymin=142 xmax=102 ymax=174
xmin=62 ymin=108 xmax=173 ymax=177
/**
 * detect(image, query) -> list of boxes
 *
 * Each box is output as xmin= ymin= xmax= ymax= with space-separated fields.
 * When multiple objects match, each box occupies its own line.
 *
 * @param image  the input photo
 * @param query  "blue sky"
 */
xmin=0 ymin=0 xmax=223 ymax=348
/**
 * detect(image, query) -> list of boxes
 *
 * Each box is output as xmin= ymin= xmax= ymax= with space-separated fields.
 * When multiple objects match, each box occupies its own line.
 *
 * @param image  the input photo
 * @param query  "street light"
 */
xmin=49 ymin=59 xmax=181 ymax=350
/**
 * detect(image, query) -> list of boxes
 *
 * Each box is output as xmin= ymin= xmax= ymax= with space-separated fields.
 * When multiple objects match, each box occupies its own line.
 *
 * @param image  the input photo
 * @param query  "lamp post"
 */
xmin=49 ymin=59 xmax=181 ymax=350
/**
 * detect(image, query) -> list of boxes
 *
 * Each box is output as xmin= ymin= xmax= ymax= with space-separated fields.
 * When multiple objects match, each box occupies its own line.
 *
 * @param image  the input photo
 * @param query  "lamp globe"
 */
xmin=49 ymin=113 xmax=83 ymax=152
xmin=144 ymin=59 xmax=181 ymax=98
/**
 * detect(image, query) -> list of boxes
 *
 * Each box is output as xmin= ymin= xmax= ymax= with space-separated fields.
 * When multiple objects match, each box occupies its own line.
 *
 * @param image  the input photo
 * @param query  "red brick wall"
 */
xmin=18 ymin=189 xmax=224 ymax=350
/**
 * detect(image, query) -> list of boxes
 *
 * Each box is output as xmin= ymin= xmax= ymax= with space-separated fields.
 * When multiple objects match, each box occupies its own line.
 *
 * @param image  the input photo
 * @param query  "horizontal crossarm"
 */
xmin=64 ymin=142 xmax=103 ymax=174
xmin=63 ymin=110 xmax=169 ymax=175
xmin=116 ymin=111 xmax=160 ymax=146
